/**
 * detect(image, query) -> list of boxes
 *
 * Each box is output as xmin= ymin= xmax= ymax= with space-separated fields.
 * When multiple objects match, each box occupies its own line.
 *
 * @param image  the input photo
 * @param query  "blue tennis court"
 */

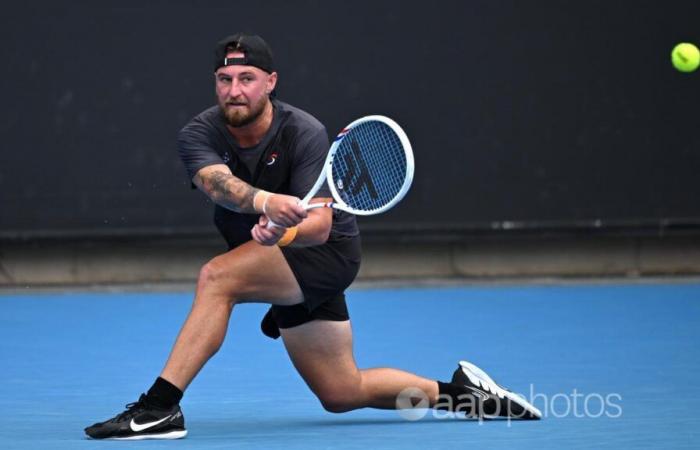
xmin=1 ymin=281 xmax=698 ymax=449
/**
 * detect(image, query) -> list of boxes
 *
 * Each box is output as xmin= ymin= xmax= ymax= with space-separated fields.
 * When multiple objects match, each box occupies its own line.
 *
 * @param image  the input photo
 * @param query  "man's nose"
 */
xmin=227 ymin=79 xmax=243 ymax=98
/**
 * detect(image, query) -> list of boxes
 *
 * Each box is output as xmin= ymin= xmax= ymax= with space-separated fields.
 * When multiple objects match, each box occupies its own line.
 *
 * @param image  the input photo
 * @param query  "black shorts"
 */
xmin=260 ymin=235 xmax=361 ymax=339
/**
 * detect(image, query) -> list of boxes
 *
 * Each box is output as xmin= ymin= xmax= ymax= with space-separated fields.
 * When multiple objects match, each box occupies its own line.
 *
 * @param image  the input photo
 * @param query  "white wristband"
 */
xmin=262 ymin=193 xmax=273 ymax=215
xmin=253 ymin=190 xmax=270 ymax=213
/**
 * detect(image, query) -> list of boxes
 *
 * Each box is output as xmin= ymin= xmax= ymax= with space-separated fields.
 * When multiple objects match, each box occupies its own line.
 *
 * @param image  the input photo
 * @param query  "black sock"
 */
xmin=436 ymin=381 xmax=470 ymax=412
xmin=146 ymin=377 xmax=183 ymax=409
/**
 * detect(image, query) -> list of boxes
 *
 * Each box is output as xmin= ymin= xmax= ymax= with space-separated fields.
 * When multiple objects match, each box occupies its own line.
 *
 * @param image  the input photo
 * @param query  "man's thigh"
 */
xmin=204 ymin=240 xmax=304 ymax=306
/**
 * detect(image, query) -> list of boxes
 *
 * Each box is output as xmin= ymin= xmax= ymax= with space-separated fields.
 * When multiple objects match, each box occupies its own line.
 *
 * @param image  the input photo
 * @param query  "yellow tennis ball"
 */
xmin=671 ymin=42 xmax=700 ymax=73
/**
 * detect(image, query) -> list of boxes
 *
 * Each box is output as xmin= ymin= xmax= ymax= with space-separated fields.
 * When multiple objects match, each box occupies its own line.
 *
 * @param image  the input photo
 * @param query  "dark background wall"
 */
xmin=2 ymin=0 xmax=699 ymax=239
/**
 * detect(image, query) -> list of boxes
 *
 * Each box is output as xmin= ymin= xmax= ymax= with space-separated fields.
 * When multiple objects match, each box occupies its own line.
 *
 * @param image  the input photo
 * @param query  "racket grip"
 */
xmin=266 ymin=219 xmax=283 ymax=229
xmin=305 ymin=201 xmax=334 ymax=210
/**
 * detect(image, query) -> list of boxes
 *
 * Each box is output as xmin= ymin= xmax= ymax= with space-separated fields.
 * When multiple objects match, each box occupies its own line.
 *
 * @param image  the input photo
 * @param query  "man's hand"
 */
xmin=251 ymin=197 xmax=332 ymax=247
xmin=251 ymin=215 xmax=287 ymax=246
xmin=258 ymin=193 xmax=307 ymax=227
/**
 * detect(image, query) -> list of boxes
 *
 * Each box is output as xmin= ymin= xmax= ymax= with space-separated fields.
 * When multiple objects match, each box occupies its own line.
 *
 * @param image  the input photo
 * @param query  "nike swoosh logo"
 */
xmin=130 ymin=415 xmax=171 ymax=432
xmin=471 ymin=387 xmax=492 ymax=401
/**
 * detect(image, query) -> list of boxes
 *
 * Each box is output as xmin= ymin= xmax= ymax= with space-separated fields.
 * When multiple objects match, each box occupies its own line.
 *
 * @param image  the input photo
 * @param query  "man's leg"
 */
xmin=281 ymin=319 xmax=543 ymax=419
xmin=280 ymin=320 xmax=439 ymax=412
xmin=85 ymin=241 xmax=304 ymax=440
xmin=161 ymin=240 xmax=304 ymax=391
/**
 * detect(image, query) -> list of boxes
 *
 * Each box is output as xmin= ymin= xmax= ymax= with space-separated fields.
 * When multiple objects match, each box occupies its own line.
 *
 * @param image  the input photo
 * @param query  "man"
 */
xmin=84 ymin=33 xmax=541 ymax=440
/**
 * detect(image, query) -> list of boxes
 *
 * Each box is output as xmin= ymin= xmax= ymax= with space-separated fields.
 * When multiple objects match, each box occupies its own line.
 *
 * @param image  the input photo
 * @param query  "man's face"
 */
xmin=215 ymin=52 xmax=277 ymax=128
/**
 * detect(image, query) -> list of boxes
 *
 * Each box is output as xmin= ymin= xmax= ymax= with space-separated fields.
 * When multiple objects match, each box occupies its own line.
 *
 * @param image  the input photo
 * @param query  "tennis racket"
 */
xmin=269 ymin=115 xmax=414 ymax=227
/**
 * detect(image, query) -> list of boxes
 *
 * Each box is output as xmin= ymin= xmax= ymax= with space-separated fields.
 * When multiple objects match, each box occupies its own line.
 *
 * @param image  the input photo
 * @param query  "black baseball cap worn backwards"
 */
xmin=214 ymin=33 xmax=274 ymax=73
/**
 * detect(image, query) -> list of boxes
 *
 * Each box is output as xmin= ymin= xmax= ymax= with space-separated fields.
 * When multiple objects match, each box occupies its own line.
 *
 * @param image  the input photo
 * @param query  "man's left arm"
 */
xmin=251 ymin=199 xmax=331 ymax=247
xmin=287 ymin=198 xmax=332 ymax=246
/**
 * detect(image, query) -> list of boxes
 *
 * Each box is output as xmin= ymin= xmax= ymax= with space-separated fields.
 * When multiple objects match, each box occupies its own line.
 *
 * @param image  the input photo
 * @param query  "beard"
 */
xmin=219 ymin=95 xmax=267 ymax=127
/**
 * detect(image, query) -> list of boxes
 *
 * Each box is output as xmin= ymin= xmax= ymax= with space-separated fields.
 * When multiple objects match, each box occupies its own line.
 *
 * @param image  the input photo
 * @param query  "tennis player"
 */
xmin=84 ymin=33 xmax=541 ymax=440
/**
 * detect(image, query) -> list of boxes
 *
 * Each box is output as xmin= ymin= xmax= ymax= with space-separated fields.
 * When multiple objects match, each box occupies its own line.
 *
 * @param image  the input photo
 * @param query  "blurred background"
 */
xmin=2 ymin=0 xmax=700 ymax=286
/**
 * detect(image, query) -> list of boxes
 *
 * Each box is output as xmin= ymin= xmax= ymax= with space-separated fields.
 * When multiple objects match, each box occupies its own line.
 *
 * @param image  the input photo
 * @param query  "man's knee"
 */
xmin=319 ymin=394 xmax=356 ymax=414
xmin=316 ymin=384 xmax=364 ymax=413
xmin=196 ymin=259 xmax=240 ymax=303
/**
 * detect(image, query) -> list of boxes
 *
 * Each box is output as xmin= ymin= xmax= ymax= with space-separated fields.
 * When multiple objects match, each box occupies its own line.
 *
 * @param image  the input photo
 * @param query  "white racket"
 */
xmin=268 ymin=115 xmax=414 ymax=227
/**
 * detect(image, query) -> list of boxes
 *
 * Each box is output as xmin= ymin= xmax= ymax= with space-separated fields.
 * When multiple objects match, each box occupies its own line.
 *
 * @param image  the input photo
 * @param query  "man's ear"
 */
xmin=267 ymin=72 xmax=278 ymax=94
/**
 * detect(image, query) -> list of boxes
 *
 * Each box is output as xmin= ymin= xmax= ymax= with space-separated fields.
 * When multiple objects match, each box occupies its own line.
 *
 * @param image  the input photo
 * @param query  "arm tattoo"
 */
xmin=205 ymin=170 xmax=259 ymax=213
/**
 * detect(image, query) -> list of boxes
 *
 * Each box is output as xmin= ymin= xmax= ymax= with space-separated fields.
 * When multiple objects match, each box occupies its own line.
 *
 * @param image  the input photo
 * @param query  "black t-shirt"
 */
xmin=177 ymin=99 xmax=358 ymax=248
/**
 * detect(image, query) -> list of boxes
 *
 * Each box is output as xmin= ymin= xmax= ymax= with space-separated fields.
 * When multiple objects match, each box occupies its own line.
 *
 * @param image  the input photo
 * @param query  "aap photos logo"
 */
xmin=395 ymin=385 xmax=623 ymax=422
xmin=395 ymin=387 xmax=430 ymax=421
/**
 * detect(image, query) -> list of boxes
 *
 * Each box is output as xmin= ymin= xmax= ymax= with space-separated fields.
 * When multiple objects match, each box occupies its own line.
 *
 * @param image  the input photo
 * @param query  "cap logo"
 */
xmin=223 ymin=56 xmax=248 ymax=66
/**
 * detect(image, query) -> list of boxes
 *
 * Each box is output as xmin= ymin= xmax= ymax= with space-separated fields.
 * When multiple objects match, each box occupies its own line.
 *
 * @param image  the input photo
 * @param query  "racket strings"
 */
xmin=332 ymin=121 xmax=407 ymax=212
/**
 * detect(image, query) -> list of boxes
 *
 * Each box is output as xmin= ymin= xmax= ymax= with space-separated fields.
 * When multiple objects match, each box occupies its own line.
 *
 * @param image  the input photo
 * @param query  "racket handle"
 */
xmin=305 ymin=201 xmax=334 ymax=210
xmin=266 ymin=219 xmax=283 ymax=229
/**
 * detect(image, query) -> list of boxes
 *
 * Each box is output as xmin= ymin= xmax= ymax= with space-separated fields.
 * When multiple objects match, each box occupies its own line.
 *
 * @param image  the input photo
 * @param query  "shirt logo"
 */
xmin=222 ymin=152 xmax=231 ymax=164
xmin=266 ymin=152 xmax=278 ymax=166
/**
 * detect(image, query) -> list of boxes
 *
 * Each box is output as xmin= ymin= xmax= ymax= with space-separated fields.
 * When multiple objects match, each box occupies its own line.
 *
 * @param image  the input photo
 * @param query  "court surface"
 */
xmin=1 ymin=281 xmax=698 ymax=449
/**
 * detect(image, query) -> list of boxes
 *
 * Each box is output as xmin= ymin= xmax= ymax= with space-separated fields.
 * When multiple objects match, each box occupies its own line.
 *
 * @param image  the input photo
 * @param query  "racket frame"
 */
xmin=303 ymin=115 xmax=414 ymax=215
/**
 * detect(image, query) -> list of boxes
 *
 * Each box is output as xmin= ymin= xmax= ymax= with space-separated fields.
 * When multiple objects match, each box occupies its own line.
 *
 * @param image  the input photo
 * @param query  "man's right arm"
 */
xmin=193 ymin=164 xmax=307 ymax=227
xmin=193 ymin=164 xmax=260 ymax=213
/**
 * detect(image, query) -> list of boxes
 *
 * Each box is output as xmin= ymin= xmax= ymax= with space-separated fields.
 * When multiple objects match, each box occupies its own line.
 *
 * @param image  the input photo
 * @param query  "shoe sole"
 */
xmin=458 ymin=361 xmax=542 ymax=420
xmin=90 ymin=430 xmax=188 ymax=440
